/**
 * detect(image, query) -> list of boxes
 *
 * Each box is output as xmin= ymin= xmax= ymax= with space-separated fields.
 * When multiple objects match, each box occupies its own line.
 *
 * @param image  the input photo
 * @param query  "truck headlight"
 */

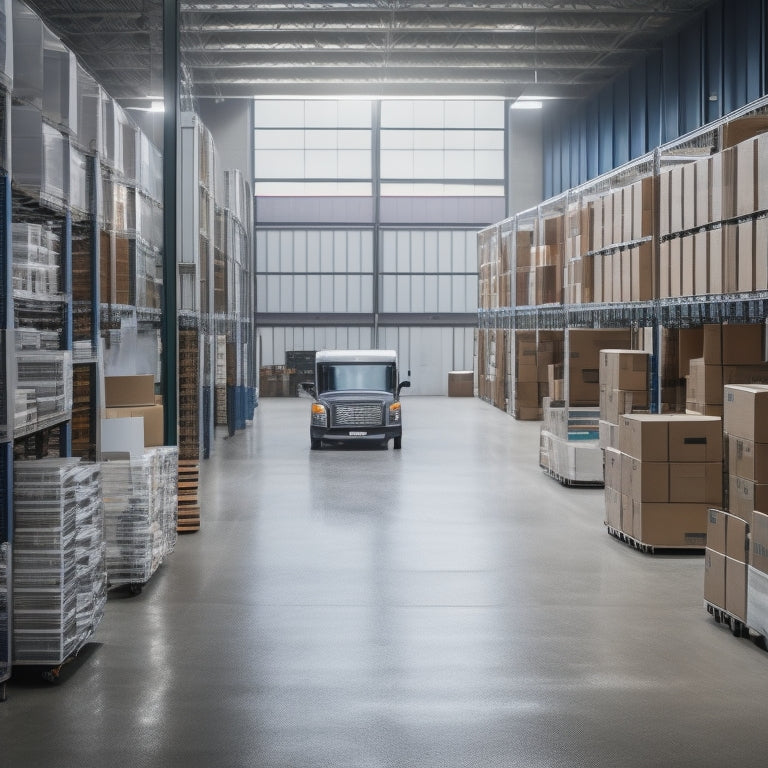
xmin=388 ymin=402 xmax=401 ymax=424
xmin=311 ymin=403 xmax=327 ymax=427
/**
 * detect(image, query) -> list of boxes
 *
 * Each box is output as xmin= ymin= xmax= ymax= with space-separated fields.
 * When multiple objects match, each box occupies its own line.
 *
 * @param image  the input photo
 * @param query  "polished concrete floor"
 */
xmin=3 ymin=396 xmax=768 ymax=766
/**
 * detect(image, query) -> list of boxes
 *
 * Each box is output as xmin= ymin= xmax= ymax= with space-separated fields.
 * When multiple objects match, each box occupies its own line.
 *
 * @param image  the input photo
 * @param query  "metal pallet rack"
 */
xmin=479 ymin=93 xmax=768 ymax=422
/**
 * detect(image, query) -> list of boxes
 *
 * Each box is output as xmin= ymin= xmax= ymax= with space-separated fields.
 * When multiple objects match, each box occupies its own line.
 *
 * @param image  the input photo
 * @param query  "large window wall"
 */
xmin=253 ymin=98 xmax=505 ymax=395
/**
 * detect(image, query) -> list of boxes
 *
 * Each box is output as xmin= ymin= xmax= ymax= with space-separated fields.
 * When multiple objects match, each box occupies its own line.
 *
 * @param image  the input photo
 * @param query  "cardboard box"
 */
xmin=605 ymin=486 xmax=621 ymax=529
xmin=681 ymin=235 xmax=695 ymax=296
xmin=728 ymin=475 xmax=768 ymax=522
xmin=633 ymin=501 xmax=708 ymax=548
xmin=724 ymin=384 xmax=768 ymax=442
xmin=105 ymin=403 xmax=164 ymax=447
xmin=448 ymin=371 xmax=473 ymax=397
xmin=669 ymin=462 xmax=723 ymax=505
xmin=752 ymin=511 xmax=768 ymax=573
xmin=735 ymin=137 xmax=757 ymax=217
xmin=707 ymin=508 xmax=727 ymax=555
xmin=726 ymin=556 xmax=748 ymax=621
xmin=705 ymin=324 xmax=764 ymax=365
xmin=600 ymin=349 xmax=650 ymax=392
xmin=729 ymin=437 xmax=768 ymax=483
xmin=625 ymin=456 xmax=670 ymax=503
xmin=105 ymin=374 xmax=155 ymax=407
xmin=667 ymin=415 xmax=722 ymax=462
xmin=694 ymin=230 xmax=709 ymax=295
xmin=515 ymin=381 xmax=539 ymax=404
xmin=604 ymin=446 xmax=623 ymax=491
xmin=687 ymin=359 xmax=722 ymax=405
xmin=669 ymin=237 xmax=682 ymax=298
xmin=678 ymin=328 xmax=704 ymax=378
xmin=631 ymin=242 xmax=654 ymax=302
xmin=747 ymin=565 xmax=768 ymax=637
xmin=726 ymin=514 xmax=750 ymax=563
xmin=605 ymin=389 xmax=648 ymax=425
xmin=738 ymin=219 xmax=755 ymax=292
xmin=621 ymin=493 xmax=634 ymax=535
xmin=756 ymin=216 xmax=768 ymax=291
xmin=708 ymin=228 xmax=723 ymax=293
xmin=722 ymin=115 xmax=768 ymax=149
xmin=704 ymin=548 xmax=726 ymax=608
xmin=620 ymin=414 xmax=668 ymax=461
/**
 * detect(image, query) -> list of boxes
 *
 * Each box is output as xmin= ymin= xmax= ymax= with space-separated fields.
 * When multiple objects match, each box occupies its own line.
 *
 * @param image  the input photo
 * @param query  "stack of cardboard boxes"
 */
xmin=605 ymin=413 xmax=722 ymax=547
xmin=598 ymin=349 xmax=651 ymax=450
xmin=514 ymin=330 xmax=563 ymax=420
xmin=102 ymin=374 xmax=163 ymax=450
xmin=705 ymin=384 xmax=768 ymax=625
xmin=515 ymin=216 xmax=564 ymax=307
xmin=568 ymin=329 xmax=632 ymax=407
xmin=686 ymin=324 xmax=768 ymax=416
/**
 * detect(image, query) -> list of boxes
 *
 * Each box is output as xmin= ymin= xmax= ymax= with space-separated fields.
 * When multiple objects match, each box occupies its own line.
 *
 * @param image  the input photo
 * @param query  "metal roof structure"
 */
xmin=26 ymin=0 xmax=716 ymax=107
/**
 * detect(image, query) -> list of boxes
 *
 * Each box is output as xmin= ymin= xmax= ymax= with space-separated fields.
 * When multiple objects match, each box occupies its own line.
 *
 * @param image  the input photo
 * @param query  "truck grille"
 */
xmin=332 ymin=403 xmax=383 ymax=427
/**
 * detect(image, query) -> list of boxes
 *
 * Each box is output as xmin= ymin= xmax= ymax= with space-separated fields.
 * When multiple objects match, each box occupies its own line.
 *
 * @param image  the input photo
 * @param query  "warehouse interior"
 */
xmin=5 ymin=0 xmax=768 ymax=764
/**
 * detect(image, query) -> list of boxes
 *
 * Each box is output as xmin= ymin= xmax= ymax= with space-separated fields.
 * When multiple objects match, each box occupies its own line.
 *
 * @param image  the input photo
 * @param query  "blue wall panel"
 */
xmin=704 ymin=4 xmax=724 ymax=123
xmin=679 ymin=22 xmax=704 ymax=134
xmin=629 ymin=64 xmax=647 ymax=159
xmin=541 ymin=0 xmax=768 ymax=196
xmin=613 ymin=72 xmax=631 ymax=167
xmin=598 ymin=88 xmax=614 ymax=175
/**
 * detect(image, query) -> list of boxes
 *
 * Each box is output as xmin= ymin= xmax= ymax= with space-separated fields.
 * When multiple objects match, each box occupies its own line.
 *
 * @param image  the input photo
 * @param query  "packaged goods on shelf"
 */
xmin=12 ymin=458 xmax=104 ymax=665
xmin=12 ymin=222 xmax=62 ymax=299
xmin=102 ymin=446 xmax=177 ymax=588
xmin=15 ymin=350 xmax=72 ymax=434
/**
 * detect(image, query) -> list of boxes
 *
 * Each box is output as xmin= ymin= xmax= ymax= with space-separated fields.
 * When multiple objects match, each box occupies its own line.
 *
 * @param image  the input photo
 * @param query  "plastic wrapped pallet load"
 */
xmin=12 ymin=458 xmax=105 ymax=665
xmin=102 ymin=446 xmax=178 ymax=589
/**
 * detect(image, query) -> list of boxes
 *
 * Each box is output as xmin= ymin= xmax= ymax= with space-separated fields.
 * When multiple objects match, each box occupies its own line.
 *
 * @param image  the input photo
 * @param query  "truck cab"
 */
xmin=306 ymin=349 xmax=410 ymax=450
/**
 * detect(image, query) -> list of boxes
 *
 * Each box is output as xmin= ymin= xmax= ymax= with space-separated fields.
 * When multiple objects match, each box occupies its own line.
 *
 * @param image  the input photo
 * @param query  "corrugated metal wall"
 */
xmin=543 ymin=0 xmax=768 ymax=196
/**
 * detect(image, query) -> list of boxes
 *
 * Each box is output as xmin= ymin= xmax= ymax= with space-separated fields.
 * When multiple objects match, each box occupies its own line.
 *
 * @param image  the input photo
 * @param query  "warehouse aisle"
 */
xmin=3 ymin=396 xmax=768 ymax=766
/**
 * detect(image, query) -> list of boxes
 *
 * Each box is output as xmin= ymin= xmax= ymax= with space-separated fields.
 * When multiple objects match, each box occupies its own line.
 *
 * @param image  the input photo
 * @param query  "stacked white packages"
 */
xmin=102 ymin=446 xmax=178 ymax=588
xmin=13 ymin=458 xmax=105 ymax=665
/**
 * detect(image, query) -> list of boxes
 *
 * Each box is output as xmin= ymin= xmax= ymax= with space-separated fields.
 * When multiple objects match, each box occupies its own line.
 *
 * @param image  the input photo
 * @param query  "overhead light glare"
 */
xmin=511 ymin=100 xmax=542 ymax=110
xmin=150 ymin=100 xmax=165 ymax=113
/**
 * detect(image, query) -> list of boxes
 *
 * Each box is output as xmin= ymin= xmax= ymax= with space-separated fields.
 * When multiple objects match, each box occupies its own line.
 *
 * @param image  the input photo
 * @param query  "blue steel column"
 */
xmin=162 ymin=0 xmax=179 ymax=446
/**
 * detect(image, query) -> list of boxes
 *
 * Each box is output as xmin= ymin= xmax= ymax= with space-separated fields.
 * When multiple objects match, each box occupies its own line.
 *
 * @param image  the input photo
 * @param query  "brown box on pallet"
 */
xmin=604 ymin=446 xmax=622 ymax=491
xmin=705 ymin=548 xmax=727 ymax=608
xmin=605 ymin=486 xmax=621 ymax=529
xmin=448 ymin=371 xmax=473 ymax=397
xmin=729 ymin=436 xmax=768 ymax=482
xmin=668 ymin=462 xmax=723 ymax=505
xmin=620 ymin=414 xmax=668 ymax=462
xmin=667 ymin=415 xmax=722 ymax=462
xmin=599 ymin=349 xmax=649 ymax=392
xmin=726 ymin=505 xmax=751 ymax=560
xmin=707 ymin=508 xmax=728 ymax=555
xmin=729 ymin=475 xmax=768 ymax=523
xmin=726 ymin=556 xmax=748 ymax=621
xmin=687 ymin=359 xmax=721 ymax=404
xmin=624 ymin=456 xmax=670 ymax=503
xmin=751 ymin=511 xmax=768 ymax=573
xmin=724 ymin=384 xmax=768 ymax=442
xmin=632 ymin=501 xmax=708 ymax=548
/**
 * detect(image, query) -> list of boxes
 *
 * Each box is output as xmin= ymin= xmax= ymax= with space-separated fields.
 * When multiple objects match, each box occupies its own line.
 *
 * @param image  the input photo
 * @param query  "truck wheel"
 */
xmin=311 ymin=438 xmax=321 ymax=450
xmin=393 ymin=436 xmax=402 ymax=449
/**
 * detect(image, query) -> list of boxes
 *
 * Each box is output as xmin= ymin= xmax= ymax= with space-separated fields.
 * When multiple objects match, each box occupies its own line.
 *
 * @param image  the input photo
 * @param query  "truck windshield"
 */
xmin=317 ymin=363 xmax=395 ymax=394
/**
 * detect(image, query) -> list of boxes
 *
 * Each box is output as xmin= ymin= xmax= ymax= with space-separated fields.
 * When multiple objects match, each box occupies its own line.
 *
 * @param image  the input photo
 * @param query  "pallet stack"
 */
xmin=177 ymin=460 xmax=201 ymax=533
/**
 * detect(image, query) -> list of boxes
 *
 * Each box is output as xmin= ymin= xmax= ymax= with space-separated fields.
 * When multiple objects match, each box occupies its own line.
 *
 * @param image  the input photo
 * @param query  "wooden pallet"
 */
xmin=177 ymin=459 xmax=201 ymax=533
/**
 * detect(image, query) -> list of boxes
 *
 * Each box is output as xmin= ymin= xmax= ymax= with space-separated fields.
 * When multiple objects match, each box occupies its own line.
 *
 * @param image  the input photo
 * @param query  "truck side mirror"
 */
xmin=298 ymin=381 xmax=316 ymax=399
xmin=398 ymin=380 xmax=411 ymax=396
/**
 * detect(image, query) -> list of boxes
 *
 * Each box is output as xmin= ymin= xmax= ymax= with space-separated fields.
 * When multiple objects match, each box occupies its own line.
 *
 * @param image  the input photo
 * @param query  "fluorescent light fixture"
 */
xmin=511 ymin=100 xmax=542 ymax=110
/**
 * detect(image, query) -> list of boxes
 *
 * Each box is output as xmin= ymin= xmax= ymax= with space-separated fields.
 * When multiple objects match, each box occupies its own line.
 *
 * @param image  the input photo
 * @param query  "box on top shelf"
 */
xmin=721 ymin=115 xmax=768 ymax=150
xmin=104 ymin=374 xmax=155 ymax=408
